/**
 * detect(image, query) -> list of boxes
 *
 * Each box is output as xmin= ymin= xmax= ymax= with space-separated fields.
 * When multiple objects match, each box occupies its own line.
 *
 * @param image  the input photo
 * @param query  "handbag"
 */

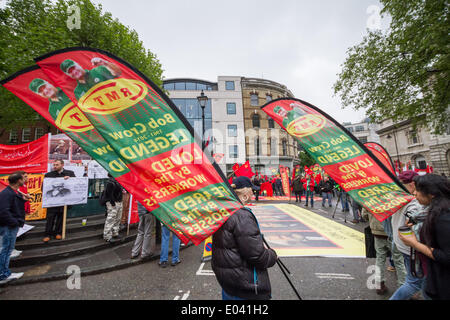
xmin=364 ymin=226 xmax=376 ymax=258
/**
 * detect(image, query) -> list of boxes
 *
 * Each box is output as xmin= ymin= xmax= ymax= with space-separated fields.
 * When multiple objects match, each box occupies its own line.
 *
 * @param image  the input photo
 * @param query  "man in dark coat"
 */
xmin=212 ymin=186 xmax=277 ymax=300
xmin=102 ymin=173 xmax=124 ymax=243
xmin=292 ymin=175 xmax=304 ymax=203
xmin=0 ymin=172 xmax=31 ymax=284
xmin=42 ymin=160 xmax=75 ymax=242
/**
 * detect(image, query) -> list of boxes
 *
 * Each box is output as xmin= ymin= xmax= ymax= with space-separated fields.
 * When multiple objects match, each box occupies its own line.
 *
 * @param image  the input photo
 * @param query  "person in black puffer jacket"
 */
xmin=212 ymin=185 xmax=277 ymax=300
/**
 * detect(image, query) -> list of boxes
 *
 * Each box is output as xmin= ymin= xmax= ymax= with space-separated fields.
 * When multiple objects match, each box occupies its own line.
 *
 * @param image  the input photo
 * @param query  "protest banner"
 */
xmin=42 ymin=176 xmax=89 ymax=208
xmin=33 ymin=47 xmax=242 ymax=245
xmin=262 ymin=98 xmax=413 ymax=222
xmin=1 ymin=66 xmax=152 ymax=209
xmin=0 ymin=134 xmax=48 ymax=174
xmin=0 ymin=173 xmax=47 ymax=220
xmin=279 ymin=166 xmax=291 ymax=199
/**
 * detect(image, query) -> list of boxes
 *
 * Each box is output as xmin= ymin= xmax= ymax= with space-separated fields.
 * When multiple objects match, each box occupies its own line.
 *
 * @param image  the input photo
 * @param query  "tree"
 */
xmin=0 ymin=0 xmax=164 ymax=129
xmin=333 ymin=0 xmax=449 ymax=134
xmin=298 ymin=150 xmax=315 ymax=168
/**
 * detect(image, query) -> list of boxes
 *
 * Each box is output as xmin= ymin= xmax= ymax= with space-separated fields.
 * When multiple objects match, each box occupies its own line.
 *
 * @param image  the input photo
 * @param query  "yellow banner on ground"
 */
xmin=252 ymin=204 xmax=365 ymax=258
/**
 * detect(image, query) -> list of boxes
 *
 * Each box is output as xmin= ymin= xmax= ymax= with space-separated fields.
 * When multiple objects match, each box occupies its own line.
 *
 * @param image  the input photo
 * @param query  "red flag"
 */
xmin=235 ymin=161 xmax=255 ymax=178
xmin=232 ymin=163 xmax=240 ymax=172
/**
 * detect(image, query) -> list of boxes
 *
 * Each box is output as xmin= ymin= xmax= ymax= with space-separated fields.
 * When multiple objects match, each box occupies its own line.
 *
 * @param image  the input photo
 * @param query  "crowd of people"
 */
xmin=1 ymin=166 xmax=449 ymax=300
xmin=0 ymin=162 xmax=183 ymax=285
xmin=251 ymin=173 xmax=364 ymax=223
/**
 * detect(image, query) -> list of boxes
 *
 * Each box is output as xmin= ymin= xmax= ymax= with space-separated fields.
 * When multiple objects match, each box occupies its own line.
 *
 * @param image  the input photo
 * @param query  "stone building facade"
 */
xmin=377 ymin=118 xmax=450 ymax=176
xmin=240 ymin=77 xmax=300 ymax=176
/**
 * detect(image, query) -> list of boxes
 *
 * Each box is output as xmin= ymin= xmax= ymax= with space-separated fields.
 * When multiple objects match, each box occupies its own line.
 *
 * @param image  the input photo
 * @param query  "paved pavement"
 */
xmin=0 ymin=198 xmax=403 ymax=300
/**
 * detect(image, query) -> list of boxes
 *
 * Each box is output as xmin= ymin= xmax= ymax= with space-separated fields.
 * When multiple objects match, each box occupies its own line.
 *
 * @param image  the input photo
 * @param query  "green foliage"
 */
xmin=298 ymin=150 xmax=315 ymax=168
xmin=0 ymin=0 xmax=164 ymax=129
xmin=334 ymin=0 xmax=449 ymax=134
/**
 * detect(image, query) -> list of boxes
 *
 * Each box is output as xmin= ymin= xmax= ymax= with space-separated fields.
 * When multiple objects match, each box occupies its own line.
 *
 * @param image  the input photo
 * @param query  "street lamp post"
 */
xmin=197 ymin=90 xmax=208 ymax=151
xmin=387 ymin=129 xmax=400 ymax=169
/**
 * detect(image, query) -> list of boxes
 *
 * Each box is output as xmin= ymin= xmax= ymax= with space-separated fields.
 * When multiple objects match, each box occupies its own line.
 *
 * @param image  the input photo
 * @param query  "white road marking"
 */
xmin=315 ymin=273 xmax=354 ymax=280
xmin=196 ymin=262 xmax=215 ymax=276
xmin=174 ymin=290 xmax=190 ymax=300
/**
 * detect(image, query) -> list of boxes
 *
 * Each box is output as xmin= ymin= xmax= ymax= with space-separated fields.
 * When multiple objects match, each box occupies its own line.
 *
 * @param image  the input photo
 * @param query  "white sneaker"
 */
xmin=0 ymin=272 xmax=24 ymax=284
xmin=10 ymin=249 xmax=22 ymax=259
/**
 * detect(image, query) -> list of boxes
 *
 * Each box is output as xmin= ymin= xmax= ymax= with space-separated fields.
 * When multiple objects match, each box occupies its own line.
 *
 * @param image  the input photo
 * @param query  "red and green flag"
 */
xmin=2 ymin=48 xmax=242 ymax=245
xmin=364 ymin=142 xmax=396 ymax=175
xmin=262 ymin=98 xmax=413 ymax=221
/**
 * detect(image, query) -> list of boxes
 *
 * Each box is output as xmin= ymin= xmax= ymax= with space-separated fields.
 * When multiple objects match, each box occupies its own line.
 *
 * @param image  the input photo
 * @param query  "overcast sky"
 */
xmin=94 ymin=1 xmax=387 ymax=123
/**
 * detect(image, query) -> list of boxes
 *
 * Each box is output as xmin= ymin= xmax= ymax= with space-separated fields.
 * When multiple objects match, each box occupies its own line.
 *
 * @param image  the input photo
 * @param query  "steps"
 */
xmin=10 ymin=213 xmax=137 ymax=269
xmin=2 ymin=213 xmax=191 ymax=287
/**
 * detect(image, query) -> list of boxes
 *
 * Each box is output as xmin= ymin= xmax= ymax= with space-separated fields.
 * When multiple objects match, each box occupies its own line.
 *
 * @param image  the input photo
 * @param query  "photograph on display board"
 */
xmin=42 ymin=177 xmax=89 ymax=208
xmin=49 ymin=137 xmax=70 ymax=160
xmin=71 ymin=141 xmax=91 ymax=160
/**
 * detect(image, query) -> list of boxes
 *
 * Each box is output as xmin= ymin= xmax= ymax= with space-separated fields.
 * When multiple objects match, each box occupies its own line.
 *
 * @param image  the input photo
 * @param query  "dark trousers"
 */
xmin=294 ymin=191 xmax=302 ymax=202
xmin=45 ymin=207 xmax=64 ymax=237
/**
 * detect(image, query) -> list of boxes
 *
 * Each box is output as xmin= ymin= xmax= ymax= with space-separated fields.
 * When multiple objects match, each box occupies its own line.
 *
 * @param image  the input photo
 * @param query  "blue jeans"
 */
xmin=222 ymin=289 xmax=244 ymax=300
xmin=160 ymin=225 xmax=181 ymax=263
xmin=305 ymin=191 xmax=314 ymax=206
xmin=389 ymin=253 xmax=427 ymax=300
xmin=0 ymin=226 xmax=19 ymax=281
xmin=339 ymin=192 xmax=349 ymax=211
xmin=322 ymin=192 xmax=332 ymax=206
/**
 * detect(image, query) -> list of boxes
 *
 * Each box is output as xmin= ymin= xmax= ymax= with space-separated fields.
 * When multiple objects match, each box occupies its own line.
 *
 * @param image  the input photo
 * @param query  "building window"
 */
xmin=172 ymin=98 xmax=212 ymax=137
xmin=282 ymin=139 xmax=287 ymax=156
xmin=266 ymin=95 xmax=272 ymax=102
xmin=254 ymin=137 xmax=261 ymax=156
xmin=22 ymin=128 xmax=31 ymax=142
xmin=226 ymin=102 xmax=236 ymax=115
xmin=225 ymin=81 xmax=235 ymax=90
xmin=174 ymin=82 xmax=186 ymax=90
xmin=355 ymin=125 xmax=365 ymax=132
xmin=414 ymin=155 xmax=427 ymax=169
xmin=271 ymin=138 xmax=278 ymax=156
xmin=268 ymin=118 xmax=275 ymax=128
xmin=228 ymin=125 xmax=237 ymax=137
xmin=408 ymin=130 xmax=420 ymax=145
xmin=185 ymin=82 xmax=196 ymax=90
xmin=346 ymin=127 xmax=354 ymax=132
xmin=35 ymin=127 xmax=45 ymax=139
xmin=252 ymin=113 xmax=260 ymax=128
xmin=163 ymin=83 xmax=174 ymax=90
xmin=359 ymin=136 xmax=368 ymax=144
xmin=9 ymin=129 xmax=18 ymax=144
xmin=229 ymin=145 xmax=238 ymax=158
xmin=250 ymin=94 xmax=259 ymax=106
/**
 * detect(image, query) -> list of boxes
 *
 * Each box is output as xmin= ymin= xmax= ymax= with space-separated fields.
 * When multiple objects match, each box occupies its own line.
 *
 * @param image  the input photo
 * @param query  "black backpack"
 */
xmin=99 ymin=188 xmax=108 ymax=206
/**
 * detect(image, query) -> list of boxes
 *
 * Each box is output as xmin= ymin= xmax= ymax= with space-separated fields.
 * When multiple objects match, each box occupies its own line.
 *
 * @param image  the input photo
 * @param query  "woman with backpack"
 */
xmin=399 ymin=174 xmax=450 ymax=300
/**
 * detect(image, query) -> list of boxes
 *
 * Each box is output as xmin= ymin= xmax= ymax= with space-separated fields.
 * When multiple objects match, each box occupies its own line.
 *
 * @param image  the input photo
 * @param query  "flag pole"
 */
xmin=62 ymin=205 xmax=67 ymax=240
xmin=127 ymin=194 xmax=132 ymax=236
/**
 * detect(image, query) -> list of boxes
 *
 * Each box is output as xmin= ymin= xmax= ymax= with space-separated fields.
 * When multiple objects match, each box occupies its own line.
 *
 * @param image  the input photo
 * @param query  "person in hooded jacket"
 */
xmin=212 ymin=183 xmax=278 ymax=300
